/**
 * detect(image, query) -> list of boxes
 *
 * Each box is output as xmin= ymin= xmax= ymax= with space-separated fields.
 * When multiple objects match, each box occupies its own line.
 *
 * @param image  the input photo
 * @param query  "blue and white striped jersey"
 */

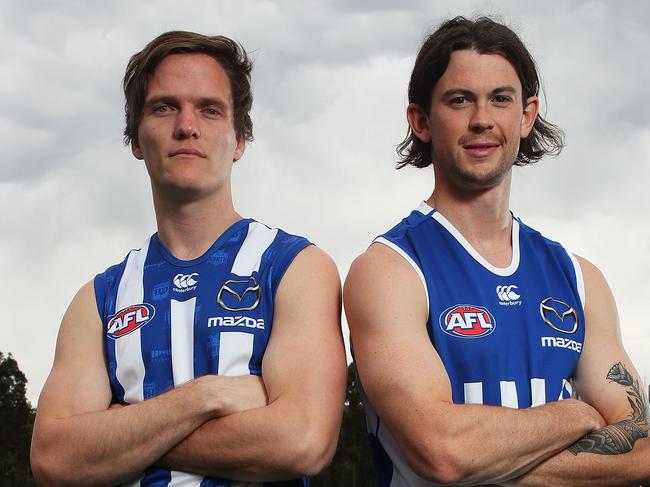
xmin=360 ymin=202 xmax=586 ymax=487
xmin=94 ymin=218 xmax=310 ymax=487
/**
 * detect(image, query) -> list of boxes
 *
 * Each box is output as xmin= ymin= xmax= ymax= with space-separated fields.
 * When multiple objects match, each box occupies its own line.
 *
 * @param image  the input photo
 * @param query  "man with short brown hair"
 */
xmin=31 ymin=31 xmax=346 ymax=487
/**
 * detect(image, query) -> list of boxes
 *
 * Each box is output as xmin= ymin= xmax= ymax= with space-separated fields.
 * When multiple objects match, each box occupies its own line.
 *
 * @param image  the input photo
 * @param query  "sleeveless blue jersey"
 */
xmin=94 ymin=218 xmax=311 ymax=487
xmin=360 ymin=202 xmax=586 ymax=487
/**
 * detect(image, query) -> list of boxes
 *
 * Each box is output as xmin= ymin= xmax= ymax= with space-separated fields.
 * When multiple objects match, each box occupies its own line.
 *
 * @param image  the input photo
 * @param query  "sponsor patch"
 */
xmin=173 ymin=273 xmax=198 ymax=293
xmin=439 ymin=304 xmax=496 ymax=338
xmin=496 ymin=285 xmax=522 ymax=306
xmin=539 ymin=297 xmax=579 ymax=334
xmin=541 ymin=336 xmax=582 ymax=353
xmin=208 ymin=316 xmax=265 ymax=330
xmin=217 ymin=276 xmax=261 ymax=311
xmin=107 ymin=304 xmax=155 ymax=339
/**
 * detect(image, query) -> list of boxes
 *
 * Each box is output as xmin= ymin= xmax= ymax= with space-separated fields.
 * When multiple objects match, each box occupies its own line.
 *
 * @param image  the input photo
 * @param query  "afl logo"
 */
xmin=106 ymin=304 xmax=155 ymax=339
xmin=439 ymin=305 xmax=496 ymax=338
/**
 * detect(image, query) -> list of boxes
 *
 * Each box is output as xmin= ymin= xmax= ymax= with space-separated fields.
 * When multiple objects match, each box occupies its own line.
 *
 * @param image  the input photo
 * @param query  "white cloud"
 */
xmin=1 ymin=0 xmax=648 ymax=402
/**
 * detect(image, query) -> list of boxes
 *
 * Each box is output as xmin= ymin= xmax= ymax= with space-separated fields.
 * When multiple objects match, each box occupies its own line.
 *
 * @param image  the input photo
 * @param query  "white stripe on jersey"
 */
xmin=168 ymin=291 xmax=203 ymax=486
xmin=568 ymin=253 xmax=586 ymax=310
xmin=559 ymin=379 xmax=573 ymax=400
xmin=171 ymin=298 xmax=196 ymax=385
xmin=168 ymin=471 xmax=203 ymax=486
xmin=115 ymin=237 xmax=150 ymax=404
xmin=114 ymin=238 xmax=150 ymax=487
xmin=500 ymin=381 xmax=518 ymax=408
xmin=463 ymin=382 xmax=483 ymax=404
xmin=231 ymin=222 xmax=278 ymax=276
xmin=531 ymin=378 xmax=546 ymax=406
xmin=218 ymin=332 xmax=255 ymax=376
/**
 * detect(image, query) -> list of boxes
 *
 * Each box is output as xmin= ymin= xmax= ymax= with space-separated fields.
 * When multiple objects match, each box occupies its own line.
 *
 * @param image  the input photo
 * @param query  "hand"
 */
xmin=559 ymin=399 xmax=606 ymax=431
xmin=193 ymin=374 xmax=268 ymax=418
xmin=581 ymin=401 xmax=607 ymax=431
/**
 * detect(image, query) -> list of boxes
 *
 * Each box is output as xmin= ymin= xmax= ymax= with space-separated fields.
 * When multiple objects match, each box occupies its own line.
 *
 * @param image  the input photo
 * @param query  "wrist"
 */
xmin=563 ymin=399 xmax=605 ymax=431
xmin=180 ymin=375 xmax=226 ymax=420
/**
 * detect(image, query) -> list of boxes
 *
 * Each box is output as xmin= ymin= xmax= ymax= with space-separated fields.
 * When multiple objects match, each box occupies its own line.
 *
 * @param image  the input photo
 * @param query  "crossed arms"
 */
xmin=31 ymin=246 xmax=347 ymax=487
xmin=344 ymin=243 xmax=649 ymax=486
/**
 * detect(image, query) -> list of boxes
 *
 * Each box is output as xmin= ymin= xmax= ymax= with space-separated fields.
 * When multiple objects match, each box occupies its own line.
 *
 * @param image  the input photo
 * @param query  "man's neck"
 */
xmin=152 ymin=188 xmax=241 ymax=261
xmin=427 ymin=174 xmax=513 ymax=268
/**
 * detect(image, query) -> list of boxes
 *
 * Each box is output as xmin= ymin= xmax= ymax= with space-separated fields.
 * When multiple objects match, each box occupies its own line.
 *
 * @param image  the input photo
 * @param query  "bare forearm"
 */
xmin=32 ymin=378 xmax=220 ymax=487
xmin=157 ymin=398 xmax=336 ymax=481
xmin=503 ymin=363 xmax=650 ymax=487
xmin=503 ymin=438 xmax=650 ymax=487
xmin=397 ymin=398 xmax=604 ymax=485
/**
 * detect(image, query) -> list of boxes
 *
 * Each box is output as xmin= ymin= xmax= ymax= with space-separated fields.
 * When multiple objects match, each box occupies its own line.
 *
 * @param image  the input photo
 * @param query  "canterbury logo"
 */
xmin=496 ymin=285 xmax=520 ymax=301
xmin=173 ymin=273 xmax=198 ymax=290
xmin=540 ymin=297 xmax=578 ymax=334
xmin=217 ymin=277 xmax=261 ymax=312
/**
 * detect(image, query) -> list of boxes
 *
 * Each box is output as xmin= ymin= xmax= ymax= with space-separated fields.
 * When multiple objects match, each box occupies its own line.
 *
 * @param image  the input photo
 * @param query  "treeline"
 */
xmin=0 ymin=352 xmax=36 ymax=486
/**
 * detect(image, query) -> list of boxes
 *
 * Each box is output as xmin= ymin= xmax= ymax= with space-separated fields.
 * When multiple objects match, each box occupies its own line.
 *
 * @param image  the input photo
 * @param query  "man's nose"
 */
xmin=174 ymin=109 xmax=200 ymax=139
xmin=468 ymin=102 xmax=495 ymax=132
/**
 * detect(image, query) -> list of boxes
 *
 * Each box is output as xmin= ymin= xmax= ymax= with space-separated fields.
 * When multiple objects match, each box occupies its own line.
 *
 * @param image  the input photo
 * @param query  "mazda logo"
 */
xmin=539 ymin=297 xmax=578 ymax=334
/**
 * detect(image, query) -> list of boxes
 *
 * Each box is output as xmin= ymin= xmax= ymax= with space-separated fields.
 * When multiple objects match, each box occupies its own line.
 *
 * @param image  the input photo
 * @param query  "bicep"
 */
xmin=573 ymin=256 xmax=645 ymax=424
xmin=344 ymin=244 xmax=453 ymax=451
xmin=261 ymin=245 xmax=346 ymax=423
xmin=35 ymin=280 xmax=111 ymax=421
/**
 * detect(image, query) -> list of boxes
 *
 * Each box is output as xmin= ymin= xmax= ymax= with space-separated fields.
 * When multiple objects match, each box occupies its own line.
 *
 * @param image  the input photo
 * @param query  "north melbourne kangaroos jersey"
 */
xmin=94 ymin=219 xmax=310 ymax=487
xmin=361 ymin=202 xmax=586 ymax=487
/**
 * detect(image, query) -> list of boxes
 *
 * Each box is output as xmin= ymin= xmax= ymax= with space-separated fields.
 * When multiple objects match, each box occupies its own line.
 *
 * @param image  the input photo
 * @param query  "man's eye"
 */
xmin=204 ymin=107 xmax=221 ymax=117
xmin=451 ymin=96 xmax=466 ymax=105
xmin=154 ymin=104 xmax=171 ymax=113
xmin=493 ymin=95 xmax=511 ymax=104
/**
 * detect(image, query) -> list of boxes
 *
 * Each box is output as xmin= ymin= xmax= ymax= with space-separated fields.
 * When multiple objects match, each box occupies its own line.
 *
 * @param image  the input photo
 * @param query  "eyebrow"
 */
xmin=440 ymin=85 xmax=518 ymax=98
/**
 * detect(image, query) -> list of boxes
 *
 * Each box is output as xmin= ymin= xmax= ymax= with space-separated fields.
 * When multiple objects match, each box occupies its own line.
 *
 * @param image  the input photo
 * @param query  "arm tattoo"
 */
xmin=569 ymin=362 xmax=649 ymax=456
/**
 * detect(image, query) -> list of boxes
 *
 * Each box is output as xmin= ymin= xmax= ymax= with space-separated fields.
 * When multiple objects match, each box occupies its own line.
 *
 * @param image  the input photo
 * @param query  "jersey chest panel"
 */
xmin=393 ymin=211 xmax=585 ymax=408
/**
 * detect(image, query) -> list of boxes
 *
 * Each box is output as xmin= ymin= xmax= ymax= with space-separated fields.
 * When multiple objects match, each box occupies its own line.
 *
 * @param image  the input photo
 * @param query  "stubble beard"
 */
xmin=449 ymin=155 xmax=513 ymax=190
xmin=434 ymin=142 xmax=518 ymax=194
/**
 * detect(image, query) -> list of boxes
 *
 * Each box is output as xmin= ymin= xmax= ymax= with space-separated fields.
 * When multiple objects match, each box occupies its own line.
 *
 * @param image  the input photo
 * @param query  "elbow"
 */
xmin=283 ymin=418 xmax=340 ymax=477
xmin=408 ymin=453 xmax=464 ymax=486
xmin=401 ymin=436 xmax=468 ymax=485
xmin=31 ymin=431 xmax=90 ymax=487
xmin=31 ymin=441 xmax=68 ymax=487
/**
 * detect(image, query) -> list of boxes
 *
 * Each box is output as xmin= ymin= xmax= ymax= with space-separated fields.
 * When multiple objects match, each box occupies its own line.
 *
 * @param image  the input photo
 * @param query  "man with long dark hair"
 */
xmin=346 ymin=16 xmax=649 ymax=486
xmin=31 ymin=31 xmax=346 ymax=487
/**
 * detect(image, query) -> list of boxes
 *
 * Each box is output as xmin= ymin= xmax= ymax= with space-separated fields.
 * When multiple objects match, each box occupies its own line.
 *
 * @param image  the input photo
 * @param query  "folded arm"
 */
xmin=344 ymin=243 xmax=605 ymax=486
xmin=157 ymin=245 xmax=348 ymax=481
xmin=503 ymin=256 xmax=650 ymax=487
xmin=31 ymin=281 xmax=267 ymax=487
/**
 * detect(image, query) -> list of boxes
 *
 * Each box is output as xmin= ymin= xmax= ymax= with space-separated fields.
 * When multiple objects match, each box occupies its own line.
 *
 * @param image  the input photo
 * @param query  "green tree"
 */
xmin=0 ymin=351 xmax=36 ymax=486
xmin=312 ymin=363 xmax=377 ymax=487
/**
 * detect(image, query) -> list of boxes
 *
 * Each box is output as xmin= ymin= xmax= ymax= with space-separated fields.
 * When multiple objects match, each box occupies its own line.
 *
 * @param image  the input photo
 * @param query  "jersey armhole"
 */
xmin=569 ymin=253 xmax=586 ymax=310
xmin=93 ymin=274 xmax=107 ymax=323
xmin=269 ymin=239 xmax=313 ymax=300
xmin=373 ymin=236 xmax=430 ymax=316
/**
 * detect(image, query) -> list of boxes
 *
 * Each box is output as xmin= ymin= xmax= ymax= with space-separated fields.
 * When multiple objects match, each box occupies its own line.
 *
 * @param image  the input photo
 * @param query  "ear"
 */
xmin=520 ymin=95 xmax=539 ymax=139
xmin=233 ymin=135 xmax=246 ymax=162
xmin=131 ymin=141 xmax=144 ymax=160
xmin=406 ymin=103 xmax=432 ymax=143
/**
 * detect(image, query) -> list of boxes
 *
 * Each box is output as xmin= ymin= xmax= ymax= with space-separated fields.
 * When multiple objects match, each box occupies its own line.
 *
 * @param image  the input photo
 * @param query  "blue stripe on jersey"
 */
xmin=94 ymin=219 xmax=311 ymax=487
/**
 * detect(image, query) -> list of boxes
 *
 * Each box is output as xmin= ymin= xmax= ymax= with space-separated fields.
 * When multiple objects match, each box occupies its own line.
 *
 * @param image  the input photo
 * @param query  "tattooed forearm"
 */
xmin=569 ymin=362 xmax=649 ymax=456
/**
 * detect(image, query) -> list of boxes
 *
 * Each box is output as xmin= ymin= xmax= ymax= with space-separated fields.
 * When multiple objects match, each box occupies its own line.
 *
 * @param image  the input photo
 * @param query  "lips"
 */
xmin=462 ymin=142 xmax=500 ymax=158
xmin=169 ymin=147 xmax=206 ymax=158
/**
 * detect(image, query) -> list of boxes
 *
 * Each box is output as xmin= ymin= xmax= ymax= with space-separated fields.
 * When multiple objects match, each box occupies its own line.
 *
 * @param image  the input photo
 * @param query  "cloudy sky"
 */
xmin=1 ymin=0 xmax=648 ymax=404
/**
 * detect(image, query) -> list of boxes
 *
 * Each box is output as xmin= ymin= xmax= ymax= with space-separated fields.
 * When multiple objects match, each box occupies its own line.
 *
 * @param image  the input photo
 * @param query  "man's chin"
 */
xmin=450 ymin=164 xmax=512 ymax=191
